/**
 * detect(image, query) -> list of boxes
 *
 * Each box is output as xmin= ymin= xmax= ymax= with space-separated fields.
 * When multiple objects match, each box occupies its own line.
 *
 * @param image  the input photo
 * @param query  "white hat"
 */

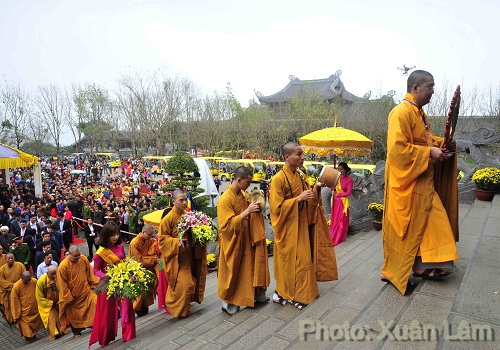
xmin=0 ymin=226 xmax=8 ymax=232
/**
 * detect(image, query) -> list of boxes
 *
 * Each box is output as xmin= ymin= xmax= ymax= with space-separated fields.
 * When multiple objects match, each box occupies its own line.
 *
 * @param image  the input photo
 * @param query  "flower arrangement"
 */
xmin=177 ymin=211 xmax=217 ymax=246
xmin=266 ymin=239 xmax=274 ymax=256
xmin=206 ymin=253 xmax=217 ymax=268
xmin=367 ymin=202 xmax=384 ymax=221
xmin=472 ymin=167 xmax=500 ymax=191
xmin=96 ymin=257 xmax=156 ymax=300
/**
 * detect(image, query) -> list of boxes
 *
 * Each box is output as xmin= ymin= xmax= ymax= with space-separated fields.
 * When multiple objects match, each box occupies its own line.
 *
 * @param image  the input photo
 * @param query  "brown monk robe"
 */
xmin=36 ymin=266 xmax=67 ymax=340
xmin=11 ymin=272 xmax=44 ymax=342
xmin=217 ymin=166 xmax=270 ymax=315
xmin=382 ymin=71 xmax=459 ymax=295
xmin=0 ymin=253 xmax=25 ymax=322
xmin=128 ymin=224 xmax=159 ymax=317
xmin=158 ymin=190 xmax=207 ymax=318
xmin=0 ymin=249 xmax=6 ymax=268
xmin=270 ymin=143 xmax=338 ymax=309
xmin=56 ymin=246 xmax=99 ymax=336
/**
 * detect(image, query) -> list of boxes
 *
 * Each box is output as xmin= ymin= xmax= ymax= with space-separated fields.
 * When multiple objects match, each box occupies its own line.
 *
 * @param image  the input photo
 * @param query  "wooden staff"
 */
xmin=443 ymin=85 xmax=461 ymax=149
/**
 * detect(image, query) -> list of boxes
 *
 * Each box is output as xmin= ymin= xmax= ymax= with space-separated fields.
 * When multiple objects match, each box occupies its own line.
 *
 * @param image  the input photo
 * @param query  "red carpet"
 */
xmin=71 ymin=237 xmax=87 ymax=245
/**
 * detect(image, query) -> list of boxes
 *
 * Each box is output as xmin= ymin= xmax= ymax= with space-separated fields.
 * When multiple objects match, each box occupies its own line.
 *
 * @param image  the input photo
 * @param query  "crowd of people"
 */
xmin=0 ymin=69 xmax=460 ymax=347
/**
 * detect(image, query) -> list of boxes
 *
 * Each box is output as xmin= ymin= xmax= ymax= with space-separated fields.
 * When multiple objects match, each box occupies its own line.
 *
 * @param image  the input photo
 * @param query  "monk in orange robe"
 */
xmin=217 ymin=166 xmax=270 ymax=315
xmin=11 ymin=271 xmax=44 ymax=343
xmin=381 ymin=70 xmax=459 ymax=295
xmin=36 ymin=266 xmax=67 ymax=340
xmin=128 ymin=223 xmax=159 ymax=317
xmin=270 ymin=142 xmax=338 ymax=310
xmin=56 ymin=245 xmax=99 ymax=336
xmin=0 ymin=253 xmax=25 ymax=323
xmin=0 ymin=249 xmax=6 ymax=268
xmin=158 ymin=189 xmax=207 ymax=318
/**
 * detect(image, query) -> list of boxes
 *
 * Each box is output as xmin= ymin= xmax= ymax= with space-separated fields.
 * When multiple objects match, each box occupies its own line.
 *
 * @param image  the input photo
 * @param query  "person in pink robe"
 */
xmin=329 ymin=162 xmax=353 ymax=246
xmin=89 ymin=222 xmax=136 ymax=348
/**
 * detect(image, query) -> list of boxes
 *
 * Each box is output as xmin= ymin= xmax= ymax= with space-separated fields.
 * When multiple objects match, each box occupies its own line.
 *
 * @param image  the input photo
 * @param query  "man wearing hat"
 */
xmin=9 ymin=236 xmax=30 ymax=270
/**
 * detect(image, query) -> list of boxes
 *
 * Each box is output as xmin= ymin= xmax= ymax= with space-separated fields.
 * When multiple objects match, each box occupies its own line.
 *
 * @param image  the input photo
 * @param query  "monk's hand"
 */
xmin=316 ymin=181 xmax=326 ymax=188
xmin=297 ymin=190 xmax=315 ymax=202
xmin=430 ymin=146 xmax=446 ymax=161
xmin=242 ymin=202 xmax=260 ymax=219
xmin=446 ymin=139 xmax=456 ymax=153
xmin=179 ymin=238 xmax=188 ymax=248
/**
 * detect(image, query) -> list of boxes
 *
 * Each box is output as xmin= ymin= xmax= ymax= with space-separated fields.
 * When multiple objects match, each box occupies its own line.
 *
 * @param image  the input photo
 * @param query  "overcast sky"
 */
xmin=1 ymin=0 xmax=498 ymax=144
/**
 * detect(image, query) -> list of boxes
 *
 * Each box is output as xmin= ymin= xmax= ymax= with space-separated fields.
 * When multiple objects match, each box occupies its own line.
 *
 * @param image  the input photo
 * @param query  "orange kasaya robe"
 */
xmin=11 ymin=278 xmax=44 ymax=338
xmin=36 ymin=273 xmax=67 ymax=340
xmin=56 ymin=255 xmax=99 ymax=328
xmin=128 ymin=235 xmax=158 ymax=311
xmin=270 ymin=165 xmax=338 ymax=305
xmin=0 ymin=261 xmax=26 ymax=322
xmin=217 ymin=186 xmax=270 ymax=307
xmin=382 ymin=93 xmax=460 ymax=295
xmin=158 ymin=208 xmax=207 ymax=318
xmin=0 ymin=254 xmax=6 ymax=268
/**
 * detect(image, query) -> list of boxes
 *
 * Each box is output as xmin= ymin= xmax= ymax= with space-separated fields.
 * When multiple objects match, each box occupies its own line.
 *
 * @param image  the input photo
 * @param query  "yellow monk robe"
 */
xmin=382 ymin=93 xmax=460 ymax=295
xmin=56 ymin=255 xmax=99 ymax=329
xmin=11 ymin=278 xmax=44 ymax=338
xmin=158 ymin=208 xmax=207 ymax=318
xmin=270 ymin=165 xmax=338 ymax=305
xmin=0 ymin=254 xmax=6 ymax=268
xmin=0 ymin=261 xmax=25 ymax=322
xmin=128 ymin=235 xmax=158 ymax=311
xmin=36 ymin=273 xmax=67 ymax=340
xmin=217 ymin=186 xmax=270 ymax=307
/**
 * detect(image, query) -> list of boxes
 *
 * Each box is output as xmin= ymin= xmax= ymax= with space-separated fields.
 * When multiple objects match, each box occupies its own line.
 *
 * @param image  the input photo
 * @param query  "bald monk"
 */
xmin=217 ymin=166 xmax=270 ymax=315
xmin=128 ymin=223 xmax=159 ymax=317
xmin=36 ymin=265 xmax=67 ymax=340
xmin=381 ymin=70 xmax=459 ymax=295
xmin=11 ymin=271 xmax=44 ymax=343
xmin=56 ymin=245 xmax=99 ymax=337
xmin=270 ymin=142 xmax=338 ymax=310
xmin=0 ymin=253 xmax=25 ymax=322
xmin=158 ymin=189 xmax=207 ymax=318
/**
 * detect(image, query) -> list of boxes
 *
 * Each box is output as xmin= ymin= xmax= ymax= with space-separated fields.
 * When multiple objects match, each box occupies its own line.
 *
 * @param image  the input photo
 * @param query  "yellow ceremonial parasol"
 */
xmin=142 ymin=209 xmax=169 ymax=228
xmin=299 ymin=127 xmax=373 ymax=157
xmin=299 ymin=121 xmax=373 ymax=166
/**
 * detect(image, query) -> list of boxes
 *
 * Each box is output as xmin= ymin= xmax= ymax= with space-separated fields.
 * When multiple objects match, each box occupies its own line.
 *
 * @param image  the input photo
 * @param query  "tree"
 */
xmin=163 ymin=151 xmax=209 ymax=210
xmin=0 ymin=81 xmax=31 ymax=148
xmin=73 ymin=84 xmax=114 ymax=152
xmin=32 ymin=84 xmax=70 ymax=155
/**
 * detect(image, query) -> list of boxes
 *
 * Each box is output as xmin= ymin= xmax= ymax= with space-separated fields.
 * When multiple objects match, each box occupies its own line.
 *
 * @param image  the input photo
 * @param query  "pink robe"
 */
xmin=329 ymin=175 xmax=353 ymax=246
xmin=89 ymin=244 xmax=136 ymax=348
xmin=155 ymin=236 xmax=169 ymax=313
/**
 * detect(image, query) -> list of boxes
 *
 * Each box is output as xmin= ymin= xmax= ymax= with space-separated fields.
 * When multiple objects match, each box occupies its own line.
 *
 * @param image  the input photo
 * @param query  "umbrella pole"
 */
xmin=334 ymin=154 xmax=337 ymax=168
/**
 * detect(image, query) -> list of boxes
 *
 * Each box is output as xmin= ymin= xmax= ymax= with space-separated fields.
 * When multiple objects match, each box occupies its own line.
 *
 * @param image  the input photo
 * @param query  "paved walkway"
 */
xmin=3 ymin=195 xmax=499 ymax=349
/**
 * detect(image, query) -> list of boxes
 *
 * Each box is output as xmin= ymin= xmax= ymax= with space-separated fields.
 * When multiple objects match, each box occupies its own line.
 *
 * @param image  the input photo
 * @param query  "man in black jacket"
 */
xmin=52 ymin=212 xmax=72 ymax=251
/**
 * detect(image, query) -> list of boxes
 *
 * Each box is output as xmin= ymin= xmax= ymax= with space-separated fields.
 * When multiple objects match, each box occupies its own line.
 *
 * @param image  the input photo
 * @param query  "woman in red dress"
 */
xmin=89 ymin=222 xmax=136 ymax=348
xmin=329 ymin=162 xmax=353 ymax=246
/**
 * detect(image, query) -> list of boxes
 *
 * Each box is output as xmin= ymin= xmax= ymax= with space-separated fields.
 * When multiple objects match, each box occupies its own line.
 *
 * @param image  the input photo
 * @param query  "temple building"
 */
xmin=254 ymin=71 xmax=395 ymax=107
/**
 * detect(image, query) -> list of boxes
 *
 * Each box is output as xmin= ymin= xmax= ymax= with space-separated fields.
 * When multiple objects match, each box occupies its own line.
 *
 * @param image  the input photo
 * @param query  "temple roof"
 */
xmin=255 ymin=71 xmax=387 ymax=104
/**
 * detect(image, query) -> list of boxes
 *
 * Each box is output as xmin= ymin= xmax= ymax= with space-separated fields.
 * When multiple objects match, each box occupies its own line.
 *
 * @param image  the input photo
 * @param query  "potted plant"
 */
xmin=207 ymin=253 xmax=217 ymax=272
xmin=367 ymin=202 xmax=384 ymax=230
xmin=472 ymin=167 xmax=500 ymax=201
xmin=266 ymin=239 xmax=274 ymax=256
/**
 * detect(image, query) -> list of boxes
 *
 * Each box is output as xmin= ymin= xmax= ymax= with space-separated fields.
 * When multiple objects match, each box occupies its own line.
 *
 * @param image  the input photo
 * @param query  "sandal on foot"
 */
xmin=413 ymin=269 xmax=446 ymax=280
xmin=255 ymin=296 xmax=270 ymax=304
xmin=288 ymin=300 xmax=306 ymax=310
xmin=272 ymin=291 xmax=287 ymax=306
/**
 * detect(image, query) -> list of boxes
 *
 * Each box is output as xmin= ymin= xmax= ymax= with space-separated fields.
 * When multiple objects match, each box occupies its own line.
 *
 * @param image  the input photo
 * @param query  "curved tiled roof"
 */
xmin=255 ymin=73 xmax=362 ymax=104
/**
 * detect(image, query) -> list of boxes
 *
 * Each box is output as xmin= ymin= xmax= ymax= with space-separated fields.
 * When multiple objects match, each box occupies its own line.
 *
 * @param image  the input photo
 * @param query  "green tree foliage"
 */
xmin=163 ymin=151 xmax=209 ymax=210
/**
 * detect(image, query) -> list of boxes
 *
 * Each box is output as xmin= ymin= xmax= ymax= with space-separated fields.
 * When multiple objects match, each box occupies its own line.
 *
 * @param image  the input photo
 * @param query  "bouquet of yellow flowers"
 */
xmin=367 ymin=202 xmax=384 ymax=221
xmin=97 ymin=257 xmax=156 ymax=300
xmin=206 ymin=253 xmax=217 ymax=268
xmin=472 ymin=167 xmax=500 ymax=191
xmin=177 ymin=211 xmax=217 ymax=246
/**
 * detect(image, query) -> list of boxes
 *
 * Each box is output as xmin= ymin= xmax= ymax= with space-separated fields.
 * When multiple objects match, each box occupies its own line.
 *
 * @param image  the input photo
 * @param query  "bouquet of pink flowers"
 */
xmin=177 ymin=211 xmax=216 ymax=246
